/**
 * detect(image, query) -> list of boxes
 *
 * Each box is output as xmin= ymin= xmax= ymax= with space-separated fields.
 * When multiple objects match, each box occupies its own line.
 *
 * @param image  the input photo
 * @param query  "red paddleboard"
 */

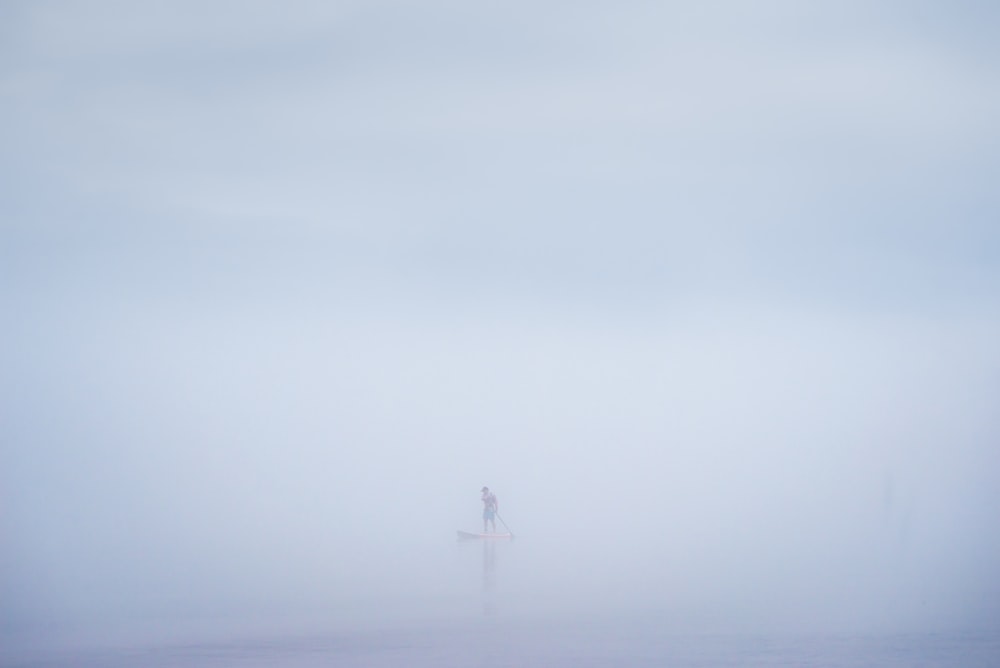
xmin=457 ymin=530 xmax=512 ymax=539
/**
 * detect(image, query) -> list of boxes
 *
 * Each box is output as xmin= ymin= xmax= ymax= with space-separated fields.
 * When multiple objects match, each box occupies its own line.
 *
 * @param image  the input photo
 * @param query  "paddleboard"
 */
xmin=457 ymin=530 xmax=512 ymax=540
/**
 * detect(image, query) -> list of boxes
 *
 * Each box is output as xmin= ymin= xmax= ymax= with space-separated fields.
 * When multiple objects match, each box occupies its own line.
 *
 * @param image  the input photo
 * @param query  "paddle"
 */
xmin=495 ymin=512 xmax=514 ymax=538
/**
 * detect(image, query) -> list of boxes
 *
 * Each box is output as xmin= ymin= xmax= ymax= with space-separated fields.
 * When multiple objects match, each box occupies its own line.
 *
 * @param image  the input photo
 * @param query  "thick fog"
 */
xmin=2 ymin=0 xmax=999 ymax=645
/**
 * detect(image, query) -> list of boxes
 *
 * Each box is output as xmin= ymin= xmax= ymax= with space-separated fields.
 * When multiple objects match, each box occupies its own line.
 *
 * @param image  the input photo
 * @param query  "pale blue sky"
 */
xmin=2 ymin=0 xmax=999 ymax=635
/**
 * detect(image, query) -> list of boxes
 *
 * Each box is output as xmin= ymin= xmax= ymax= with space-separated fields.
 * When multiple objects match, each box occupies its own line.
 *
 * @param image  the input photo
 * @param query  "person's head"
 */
xmin=481 ymin=486 xmax=489 ymax=493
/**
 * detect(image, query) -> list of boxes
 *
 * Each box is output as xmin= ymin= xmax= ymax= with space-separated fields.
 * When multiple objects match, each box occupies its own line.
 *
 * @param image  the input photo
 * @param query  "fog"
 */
xmin=2 ymin=0 xmax=999 ymax=648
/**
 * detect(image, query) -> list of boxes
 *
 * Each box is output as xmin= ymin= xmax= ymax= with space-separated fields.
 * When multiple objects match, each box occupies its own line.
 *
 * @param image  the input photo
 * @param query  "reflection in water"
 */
xmin=482 ymin=540 xmax=497 ymax=616
xmin=458 ymin=535 xmax=507 ymax=617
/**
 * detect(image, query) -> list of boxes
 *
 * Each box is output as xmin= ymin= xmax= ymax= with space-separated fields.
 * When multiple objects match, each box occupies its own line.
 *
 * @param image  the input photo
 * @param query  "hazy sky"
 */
xmin=2 ymin=0 xmax=999 ymax=638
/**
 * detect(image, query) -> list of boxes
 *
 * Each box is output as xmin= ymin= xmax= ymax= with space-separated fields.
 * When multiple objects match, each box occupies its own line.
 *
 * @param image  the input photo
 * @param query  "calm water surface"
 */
xmin=5 ymin=539 xmax=998 ymax=666
xmin=5 ymin=618 xmax=999 ymax=668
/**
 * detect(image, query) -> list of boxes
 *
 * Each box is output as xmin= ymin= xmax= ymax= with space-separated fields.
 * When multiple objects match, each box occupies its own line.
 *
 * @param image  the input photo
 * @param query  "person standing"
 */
xmin=481 ymin=486 xmax=498 ymax=533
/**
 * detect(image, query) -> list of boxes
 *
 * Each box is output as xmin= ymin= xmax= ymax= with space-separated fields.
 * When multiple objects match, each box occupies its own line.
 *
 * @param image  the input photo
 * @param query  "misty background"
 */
xmin=2 ymin=0 xmax=999 ymax=645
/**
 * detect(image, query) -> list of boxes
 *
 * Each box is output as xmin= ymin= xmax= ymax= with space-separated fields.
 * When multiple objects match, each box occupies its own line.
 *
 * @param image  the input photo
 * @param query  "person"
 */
xmin=481 ymin=486 xmax=498 ymax=533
